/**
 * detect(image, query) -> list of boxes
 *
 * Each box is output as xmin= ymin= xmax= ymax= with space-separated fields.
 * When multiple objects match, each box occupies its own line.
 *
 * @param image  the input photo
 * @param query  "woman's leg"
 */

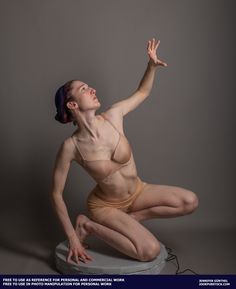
xmin=128 ymin=183 xmax=199 ymax=221
xmin=75 ymin=207 xmax=160 ymax=262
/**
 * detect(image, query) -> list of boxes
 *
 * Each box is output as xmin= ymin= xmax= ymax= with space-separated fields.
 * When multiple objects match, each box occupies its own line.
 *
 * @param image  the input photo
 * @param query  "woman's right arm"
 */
xmin=50 ymin=138 xmax=92 ymax=264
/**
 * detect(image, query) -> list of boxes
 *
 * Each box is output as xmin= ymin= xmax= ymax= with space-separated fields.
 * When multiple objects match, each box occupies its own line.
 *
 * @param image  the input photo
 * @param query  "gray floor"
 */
xmin=0 ymin=226 xmax=235 ymax=275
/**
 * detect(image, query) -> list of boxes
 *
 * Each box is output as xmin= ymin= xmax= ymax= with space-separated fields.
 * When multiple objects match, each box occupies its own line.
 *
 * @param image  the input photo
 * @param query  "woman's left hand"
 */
xmin=147 ymin=38 xmax=167 ymax=67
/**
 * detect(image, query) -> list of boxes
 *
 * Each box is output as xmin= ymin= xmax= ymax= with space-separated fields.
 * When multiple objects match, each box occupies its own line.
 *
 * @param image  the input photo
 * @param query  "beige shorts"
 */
xmin=87 ymin=177 xmax=147 ymax=214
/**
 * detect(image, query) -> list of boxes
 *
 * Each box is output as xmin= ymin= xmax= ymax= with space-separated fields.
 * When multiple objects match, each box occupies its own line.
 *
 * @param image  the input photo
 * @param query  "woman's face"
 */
xmin=70 ymin=80 xmax=101 ymax=111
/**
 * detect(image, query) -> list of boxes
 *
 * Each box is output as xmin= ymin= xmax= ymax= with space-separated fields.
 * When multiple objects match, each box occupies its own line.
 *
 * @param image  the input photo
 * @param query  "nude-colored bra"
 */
xmin=71 ymin=114 xmax=132 ymax=182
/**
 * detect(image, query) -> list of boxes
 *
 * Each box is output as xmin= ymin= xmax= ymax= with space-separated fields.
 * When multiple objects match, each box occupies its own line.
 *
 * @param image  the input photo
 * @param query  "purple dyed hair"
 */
xmin=54 ymin=80 xmax=76 ymax=125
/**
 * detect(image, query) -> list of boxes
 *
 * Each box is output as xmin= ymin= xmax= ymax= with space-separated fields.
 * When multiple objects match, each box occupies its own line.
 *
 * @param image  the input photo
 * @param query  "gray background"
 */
xmin=0 ymin=0 xmax=235 ymax=274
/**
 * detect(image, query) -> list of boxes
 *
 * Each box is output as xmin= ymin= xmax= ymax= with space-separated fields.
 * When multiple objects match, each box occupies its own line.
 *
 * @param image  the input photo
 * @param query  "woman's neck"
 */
xmin=73 ymin=112 xmax=104 ymax=142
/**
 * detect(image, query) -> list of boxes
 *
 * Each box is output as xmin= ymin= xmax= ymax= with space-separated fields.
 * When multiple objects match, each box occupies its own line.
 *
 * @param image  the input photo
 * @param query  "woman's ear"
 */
xmin=66 ymin=100 xmax=79 ymax=110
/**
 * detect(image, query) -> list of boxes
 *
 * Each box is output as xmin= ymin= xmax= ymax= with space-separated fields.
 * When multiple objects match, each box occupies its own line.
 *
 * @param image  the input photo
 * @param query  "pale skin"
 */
xmin=51 ymin=38 xmax=199 ymax=264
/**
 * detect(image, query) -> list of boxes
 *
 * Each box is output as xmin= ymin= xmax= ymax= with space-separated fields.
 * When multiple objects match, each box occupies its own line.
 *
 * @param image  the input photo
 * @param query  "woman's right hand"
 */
xmin=67 ymin=236 xmax=92 ymax=264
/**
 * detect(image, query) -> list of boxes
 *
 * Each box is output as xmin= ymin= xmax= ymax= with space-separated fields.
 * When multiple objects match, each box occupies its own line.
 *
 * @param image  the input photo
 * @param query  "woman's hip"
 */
xmin=86 ymin=177 xmax=147 ymax=216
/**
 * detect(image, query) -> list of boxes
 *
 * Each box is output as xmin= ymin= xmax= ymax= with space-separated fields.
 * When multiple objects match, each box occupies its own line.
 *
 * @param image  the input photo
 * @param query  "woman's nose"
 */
xmin=91 ymin=88 xmax=96 ymax=94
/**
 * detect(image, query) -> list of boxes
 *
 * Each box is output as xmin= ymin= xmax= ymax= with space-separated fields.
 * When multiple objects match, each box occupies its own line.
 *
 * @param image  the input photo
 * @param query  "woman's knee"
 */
xmin=182 ymin=191 xmax=199 ymax=214
xmin=137 ymin=239 xmax=161 ymax=262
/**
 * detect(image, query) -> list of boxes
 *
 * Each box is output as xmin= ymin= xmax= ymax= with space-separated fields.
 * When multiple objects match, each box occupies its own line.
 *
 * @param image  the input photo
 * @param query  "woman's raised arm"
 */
xmin=111 ymin=38 xmax=167 ymax=116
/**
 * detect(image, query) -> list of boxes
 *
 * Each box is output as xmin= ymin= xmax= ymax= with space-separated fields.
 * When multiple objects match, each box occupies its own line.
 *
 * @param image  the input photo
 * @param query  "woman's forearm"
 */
xmin=51 ymin=194 xmax=77 ymax=240
xmin=137 ymin=61 xmax=158 ymax=96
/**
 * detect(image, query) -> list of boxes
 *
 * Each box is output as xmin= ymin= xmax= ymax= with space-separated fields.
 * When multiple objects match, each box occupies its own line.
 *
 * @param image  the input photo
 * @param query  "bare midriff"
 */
xmin=94 ymin=152 xmax=139 ymax=202
xmin=75 ymin=152 xmax=139 ymax=202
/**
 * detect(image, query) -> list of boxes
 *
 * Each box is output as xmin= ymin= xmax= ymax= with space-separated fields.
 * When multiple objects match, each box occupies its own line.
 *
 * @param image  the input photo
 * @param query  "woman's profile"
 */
xmin=51 ymin=38 xmax=199 ymax=265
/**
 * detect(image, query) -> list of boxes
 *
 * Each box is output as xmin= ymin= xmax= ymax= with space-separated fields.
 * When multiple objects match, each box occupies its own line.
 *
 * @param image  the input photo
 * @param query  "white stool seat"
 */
xmin=55 ymin=237 xmax=168 ymax=274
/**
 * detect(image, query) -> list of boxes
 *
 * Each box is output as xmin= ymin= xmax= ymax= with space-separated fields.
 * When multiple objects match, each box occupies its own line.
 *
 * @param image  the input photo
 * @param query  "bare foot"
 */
xmin=75 ymin=214 xmax=91 ymax=249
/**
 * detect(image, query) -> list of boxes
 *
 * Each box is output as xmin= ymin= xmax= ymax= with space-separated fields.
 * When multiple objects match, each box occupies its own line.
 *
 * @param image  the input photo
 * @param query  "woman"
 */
xmin=51 ymin=38 xmax=199 ymax=265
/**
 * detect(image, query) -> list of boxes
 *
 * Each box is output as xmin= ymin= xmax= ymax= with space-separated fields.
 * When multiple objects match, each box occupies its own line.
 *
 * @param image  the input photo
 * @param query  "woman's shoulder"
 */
xmin=101 ymin=105 xmax=123 ymax=120
xmin=101 ymin=107 xmax=124 ymax=134
xmin=57 ymin=136 xmax=78 ymax=163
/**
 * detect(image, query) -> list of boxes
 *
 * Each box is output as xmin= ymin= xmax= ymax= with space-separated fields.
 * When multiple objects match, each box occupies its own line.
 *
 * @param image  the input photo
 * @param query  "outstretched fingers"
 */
xmin=155 ymin=39 xmax=160 ymax=50
xmin=148 ymin=38 xmax=160 ymax=51
xmin=147 ymin=37 xmax=167 ymax=67
xmin=67 ymin=248 xmax=93 ymax=265
xmin=67 ymin=250 xmax=73 ymax=263
xmin=151 ymin=38 xmax=156 ymax=50
xmin=80 ymin=251 xmax=93 ymax=262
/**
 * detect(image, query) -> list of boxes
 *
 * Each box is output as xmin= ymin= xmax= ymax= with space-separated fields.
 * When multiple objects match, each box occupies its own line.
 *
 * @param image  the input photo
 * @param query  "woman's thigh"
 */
xmin=128 ymin=182 xmax=198 ymax=212
xmin=89 ymin=206 xmax=160 ymax=250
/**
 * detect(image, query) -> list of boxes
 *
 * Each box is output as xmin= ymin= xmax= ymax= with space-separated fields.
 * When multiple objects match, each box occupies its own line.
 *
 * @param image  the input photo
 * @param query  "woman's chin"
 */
xmin=92 ymin=103 xmax=101 ymax=112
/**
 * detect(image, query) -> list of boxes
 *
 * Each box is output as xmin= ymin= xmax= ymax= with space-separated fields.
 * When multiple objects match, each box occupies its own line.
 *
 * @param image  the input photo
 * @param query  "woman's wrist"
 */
xmin=68 ymin=231 xmax=78 ymax=242
xmin=148 ymin=60 xmax=158 ymax=69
